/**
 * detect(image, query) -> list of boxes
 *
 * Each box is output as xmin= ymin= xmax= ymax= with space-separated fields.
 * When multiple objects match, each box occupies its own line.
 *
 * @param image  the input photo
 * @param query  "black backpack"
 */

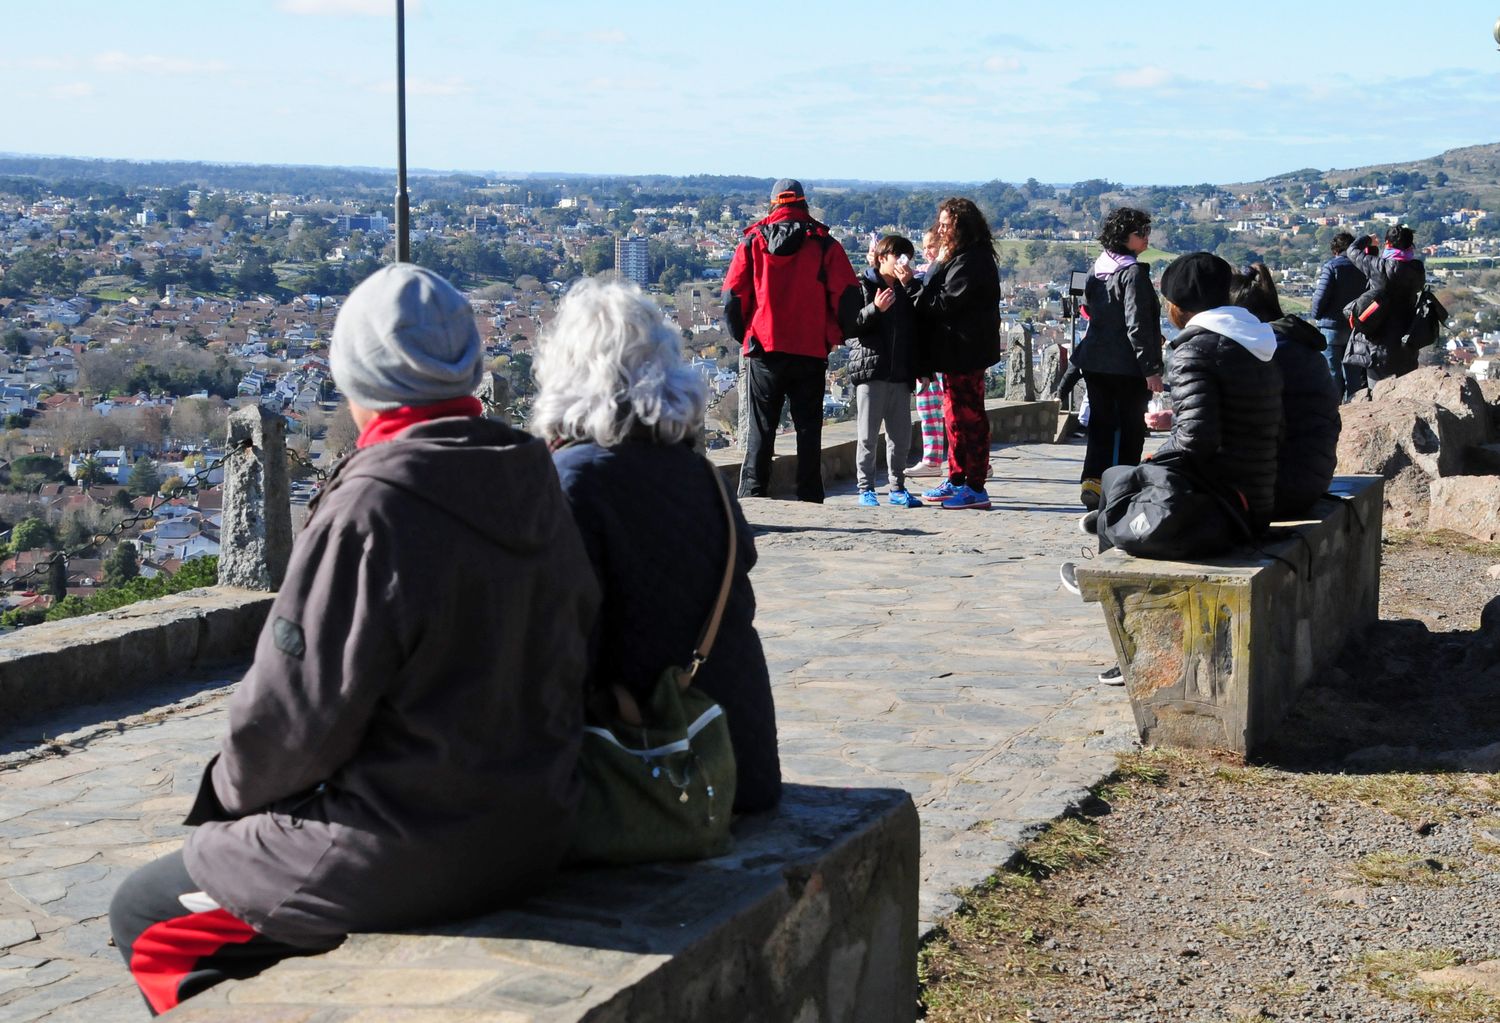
xmin=1098 ymin=449 xmax=1254 ymax=559
xmin=1402 ymin=286 xmax=1448 ymax=353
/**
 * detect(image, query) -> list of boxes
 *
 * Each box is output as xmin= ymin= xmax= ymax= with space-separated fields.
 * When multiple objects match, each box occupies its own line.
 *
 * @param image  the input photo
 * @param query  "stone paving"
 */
xmin=0 ymin=437 xmax=1137 ymax=1021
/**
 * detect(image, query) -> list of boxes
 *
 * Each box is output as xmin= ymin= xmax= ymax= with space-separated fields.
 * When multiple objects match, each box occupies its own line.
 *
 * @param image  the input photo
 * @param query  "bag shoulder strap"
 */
xmin=681 ymin=459 xmax=738 ymax=688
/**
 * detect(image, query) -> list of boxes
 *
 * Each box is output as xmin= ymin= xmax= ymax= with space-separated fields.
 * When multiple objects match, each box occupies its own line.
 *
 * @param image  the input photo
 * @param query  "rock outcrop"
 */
xmin=1335 ymin=368 xmax=1497 ymax=529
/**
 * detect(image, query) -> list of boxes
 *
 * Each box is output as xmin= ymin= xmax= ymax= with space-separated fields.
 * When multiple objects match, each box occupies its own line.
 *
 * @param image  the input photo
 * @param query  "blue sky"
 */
xmin=3 ymin=1 xmax=1498 ymax=186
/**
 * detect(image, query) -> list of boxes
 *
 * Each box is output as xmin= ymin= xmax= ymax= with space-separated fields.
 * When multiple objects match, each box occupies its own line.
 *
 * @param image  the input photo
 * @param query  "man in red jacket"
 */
xmin=724 ymin=179 xmax=861 ymax=502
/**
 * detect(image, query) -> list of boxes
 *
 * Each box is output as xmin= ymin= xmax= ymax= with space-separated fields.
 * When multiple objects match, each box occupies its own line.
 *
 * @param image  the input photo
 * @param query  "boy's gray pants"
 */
xmin=856 ymin=380 xmax=912 ymax=491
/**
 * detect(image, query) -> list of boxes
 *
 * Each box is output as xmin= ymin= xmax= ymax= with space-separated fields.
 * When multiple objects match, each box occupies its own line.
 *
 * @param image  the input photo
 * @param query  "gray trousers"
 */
xmin=856 ymin=380 xmax=912 ymax=491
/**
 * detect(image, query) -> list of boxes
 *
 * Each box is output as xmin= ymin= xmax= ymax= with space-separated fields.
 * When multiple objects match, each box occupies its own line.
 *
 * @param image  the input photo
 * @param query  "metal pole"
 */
xmin=394 ymin=0 xmax=410 ymax=262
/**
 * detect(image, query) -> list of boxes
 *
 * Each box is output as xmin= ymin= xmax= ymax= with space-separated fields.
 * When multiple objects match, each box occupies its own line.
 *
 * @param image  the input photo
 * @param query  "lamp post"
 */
xmin=394 ymin=0 xmax=410 ymax=263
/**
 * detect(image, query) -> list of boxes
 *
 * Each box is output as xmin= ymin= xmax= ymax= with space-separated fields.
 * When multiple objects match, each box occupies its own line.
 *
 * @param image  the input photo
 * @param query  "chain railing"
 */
xmin=6 ymin=442 xmax=247 ymax=588
xmin=285 ymin=447 xmax=334 ymax=483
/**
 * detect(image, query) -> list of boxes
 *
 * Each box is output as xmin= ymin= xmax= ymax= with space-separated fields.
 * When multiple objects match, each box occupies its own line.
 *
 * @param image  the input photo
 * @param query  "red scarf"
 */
xmin=355 ymin=396 xmax=483 ymax=449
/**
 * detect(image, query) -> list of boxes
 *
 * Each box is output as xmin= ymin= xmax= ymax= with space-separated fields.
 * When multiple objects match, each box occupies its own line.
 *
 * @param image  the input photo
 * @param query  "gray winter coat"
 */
xmin=183 ymin=416 xmax=600 ymax=947
xmin=1073 ymin=262 xmax=1163 ymax=378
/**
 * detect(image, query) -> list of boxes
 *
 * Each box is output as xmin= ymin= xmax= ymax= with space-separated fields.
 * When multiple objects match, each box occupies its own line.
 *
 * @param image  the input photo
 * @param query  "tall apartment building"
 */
xmin=614 ymin=235 xmax=651 ymax=287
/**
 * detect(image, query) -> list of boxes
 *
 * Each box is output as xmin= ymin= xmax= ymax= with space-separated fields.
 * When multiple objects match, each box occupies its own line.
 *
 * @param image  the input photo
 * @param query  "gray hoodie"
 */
xmin=182 ymin=416 xmax=600 ymax=947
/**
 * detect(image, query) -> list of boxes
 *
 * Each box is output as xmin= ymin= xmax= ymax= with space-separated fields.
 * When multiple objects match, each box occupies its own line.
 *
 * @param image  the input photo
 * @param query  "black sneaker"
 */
xmin=1078 ymin=510 xmax=1099 ymax=535
xmin=1098 ymin=665 xmax=1124 ymax=685
xmin=1059 ymin=561 xmax=1081 ymax=596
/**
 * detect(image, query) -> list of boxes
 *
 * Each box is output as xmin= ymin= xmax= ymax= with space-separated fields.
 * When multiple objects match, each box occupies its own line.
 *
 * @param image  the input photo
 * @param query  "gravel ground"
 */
xmin=920 ymin=530 xmax=1500 ymax=1023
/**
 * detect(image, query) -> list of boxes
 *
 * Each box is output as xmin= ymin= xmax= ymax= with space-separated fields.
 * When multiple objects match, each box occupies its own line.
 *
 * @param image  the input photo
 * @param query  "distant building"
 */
xmin=614 ymin=235 xmax=651 ymax=288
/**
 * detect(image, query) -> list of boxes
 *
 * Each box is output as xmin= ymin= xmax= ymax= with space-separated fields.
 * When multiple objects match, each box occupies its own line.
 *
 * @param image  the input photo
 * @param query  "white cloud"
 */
xmin=984 ymin=55 xmax=1022 ymax=74
xmin=51 ymin=82 xmax=95 ymax=98
xmin=93 ymin=52 xmax=228 ymax=75
xmin=278 ymin=0 xmax=421 ymax=15
xmin=1111 ymin=66 xmax=1174 ymax=89
xmin=585 ymin=29 xmax=628 ymax=45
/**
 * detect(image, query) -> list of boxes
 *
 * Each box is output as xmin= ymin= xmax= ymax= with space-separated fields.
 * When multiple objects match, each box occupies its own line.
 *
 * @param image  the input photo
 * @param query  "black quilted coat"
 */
xmin=1159 ymin=322 xmax=1284 ymax=529
xmin=1269 ymin=316 xmax=1341 ymax=518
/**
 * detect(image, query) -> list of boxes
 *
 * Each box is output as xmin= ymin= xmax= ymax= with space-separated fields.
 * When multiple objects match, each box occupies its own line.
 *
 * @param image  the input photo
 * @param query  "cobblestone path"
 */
xmin=0 ymin=438 xmax=1136 ymax=1021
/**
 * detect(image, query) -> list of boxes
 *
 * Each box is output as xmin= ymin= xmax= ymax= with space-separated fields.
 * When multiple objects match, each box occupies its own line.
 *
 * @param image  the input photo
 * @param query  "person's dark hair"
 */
xmin=1228 ymin=263 xmax=1284 ymax=323
xmin=1098 ymin=207 xmax=1152 ymax=255
xmin=1330 ymin=231 xmax=1355 ymax=256
xmin=1386 ymin=224 xmax=1415 ymax=250
xmin=871 ymin=234 xmax=915 ymax=266
xmin=934 ymin=197 xmax=996 ymax=262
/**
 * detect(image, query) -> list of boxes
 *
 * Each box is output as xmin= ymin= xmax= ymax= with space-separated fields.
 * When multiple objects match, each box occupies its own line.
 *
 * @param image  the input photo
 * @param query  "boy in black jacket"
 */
xmin=849 ymin=234 xmax=923 ymax=507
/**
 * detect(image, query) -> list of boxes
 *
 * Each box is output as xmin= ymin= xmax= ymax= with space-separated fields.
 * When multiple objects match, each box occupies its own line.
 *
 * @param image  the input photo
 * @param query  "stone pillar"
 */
xmin=475 ymin=370 xmax=513 ymax=423
xmin=1005 ymin=332 xmax=1035 ymax=401
xmin=1039 ymin=343 xmax=1064 ymax=399
xmin=736 ymin=351 xmax=750 ymax=448
xmin=220 ymin=406 xmax=292 ymax=591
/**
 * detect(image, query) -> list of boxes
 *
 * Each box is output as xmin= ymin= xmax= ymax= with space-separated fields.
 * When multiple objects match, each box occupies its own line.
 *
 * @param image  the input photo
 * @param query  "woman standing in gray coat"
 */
xmin=1071 ymin=207 xmax=1164 ymax=509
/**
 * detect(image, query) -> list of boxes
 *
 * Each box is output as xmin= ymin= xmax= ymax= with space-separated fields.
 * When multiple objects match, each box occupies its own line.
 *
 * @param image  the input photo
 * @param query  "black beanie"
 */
xmin=1160 ymin=252 xmax=1233 ymax=312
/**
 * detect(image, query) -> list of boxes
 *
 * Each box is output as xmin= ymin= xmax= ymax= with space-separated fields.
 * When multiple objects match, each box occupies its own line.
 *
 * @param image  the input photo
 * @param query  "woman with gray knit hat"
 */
xmin=110 ymin=264 xmax=601 ymax=1015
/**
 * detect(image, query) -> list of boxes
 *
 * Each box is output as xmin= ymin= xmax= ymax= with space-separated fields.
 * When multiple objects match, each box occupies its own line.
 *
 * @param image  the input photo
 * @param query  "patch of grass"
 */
xmin=1214 ymin=917 xmax=1273 ymax=941
xmin=1294 ymin=772 xmax=1469 ymax=823
xmin=1351 ymin=949 xmax=1500 ymax=1022
xmin=1097 ymin=747 xmax=1192 ymax=803
xmin=1212 ymin=764 xmax=1283 ymax=787
xmin=1384 ymin=528 xmax=1500 ymax=558
xmin=1352 ymin=851 xmax=1463 ymax=887
xmin=1472 ymin=817 xmax=1500 ymax=857
xmin=1017 ymin=817 xmax=1112 ymax=877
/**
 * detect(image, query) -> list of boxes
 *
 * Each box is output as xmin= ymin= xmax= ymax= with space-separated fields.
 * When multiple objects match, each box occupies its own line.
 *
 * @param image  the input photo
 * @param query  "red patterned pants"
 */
xmin=943 ymin=370 xmax=991 ymax=489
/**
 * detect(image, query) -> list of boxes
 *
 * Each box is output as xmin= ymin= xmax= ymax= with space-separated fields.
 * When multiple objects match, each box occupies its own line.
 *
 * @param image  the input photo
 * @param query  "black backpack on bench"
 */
xmin=1097 ymin=448 xmax=1254 ymax=560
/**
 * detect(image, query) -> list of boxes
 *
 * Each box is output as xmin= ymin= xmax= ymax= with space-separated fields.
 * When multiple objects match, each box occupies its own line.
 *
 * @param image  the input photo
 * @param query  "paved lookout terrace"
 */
xmin=0 ymin=428 xmax=1137 ymax=1021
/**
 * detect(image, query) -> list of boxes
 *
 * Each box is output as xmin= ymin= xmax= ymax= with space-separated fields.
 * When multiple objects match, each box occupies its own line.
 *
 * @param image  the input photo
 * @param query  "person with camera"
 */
xmin=1342 ymin=224 xmax=1426 ymax=388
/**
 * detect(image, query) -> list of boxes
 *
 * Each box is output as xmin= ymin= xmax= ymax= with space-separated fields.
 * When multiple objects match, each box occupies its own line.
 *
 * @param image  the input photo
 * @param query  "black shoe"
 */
xmin=1078 ymin=510 xmax=1099 ymax=535
xmin=1059 ymin=561 xmax=1081 ymax=596
xmin=1098 ymin=665 xmax=1124 ymax=685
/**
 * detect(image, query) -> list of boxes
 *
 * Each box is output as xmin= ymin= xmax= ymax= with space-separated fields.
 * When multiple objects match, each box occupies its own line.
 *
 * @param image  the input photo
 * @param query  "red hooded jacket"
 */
xmin=722 ymin=205 xmax=861 ymax=360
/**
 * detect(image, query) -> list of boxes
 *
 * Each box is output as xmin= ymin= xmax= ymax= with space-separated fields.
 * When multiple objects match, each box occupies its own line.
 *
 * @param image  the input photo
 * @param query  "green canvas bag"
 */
xmin=568 ymin=461 xmax=739 ymax=864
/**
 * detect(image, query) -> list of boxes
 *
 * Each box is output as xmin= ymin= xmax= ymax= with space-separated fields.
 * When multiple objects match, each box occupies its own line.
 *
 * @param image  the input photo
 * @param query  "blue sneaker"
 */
xmin=923 ymin=480 xmax=958 ymax=501
xmin=858 ymin=490 xmax=879 ymax=507
xmin=940 ymin=485 xmax=992 ymax=510
xmin=888 ymin=488 xmax=923 ymax=508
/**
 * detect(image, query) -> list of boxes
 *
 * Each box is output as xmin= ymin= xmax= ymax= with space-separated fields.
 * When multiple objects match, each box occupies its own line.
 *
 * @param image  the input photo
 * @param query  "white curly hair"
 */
xmin=531 ymin=277 xmax=707 ymax=447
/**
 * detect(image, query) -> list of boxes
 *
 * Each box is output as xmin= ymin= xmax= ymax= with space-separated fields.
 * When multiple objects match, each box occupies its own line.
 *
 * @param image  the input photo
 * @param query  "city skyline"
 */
xmin=2 ymin=1 xmax=1499 ymax=186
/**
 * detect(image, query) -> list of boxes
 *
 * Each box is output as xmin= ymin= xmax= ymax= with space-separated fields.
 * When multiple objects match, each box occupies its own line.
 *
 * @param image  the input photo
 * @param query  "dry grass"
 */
xmin=1352 ymin=851 xmax=1463 ymax=887
xmin=1350 ymin=949 xmax=1500 ymax=1022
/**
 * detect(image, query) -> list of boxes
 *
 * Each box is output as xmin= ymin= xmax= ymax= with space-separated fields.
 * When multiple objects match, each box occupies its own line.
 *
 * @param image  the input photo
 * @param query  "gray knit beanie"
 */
xmin=330 ymin=264 xmax=483 ymax=410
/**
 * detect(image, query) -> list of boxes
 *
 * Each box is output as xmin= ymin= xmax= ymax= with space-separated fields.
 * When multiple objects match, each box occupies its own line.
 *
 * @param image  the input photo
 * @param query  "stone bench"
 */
xmin=166 ymin=784 xmax=918 ymax=1022
xmin=1074 ymin=475 xmax=1384 ymax=757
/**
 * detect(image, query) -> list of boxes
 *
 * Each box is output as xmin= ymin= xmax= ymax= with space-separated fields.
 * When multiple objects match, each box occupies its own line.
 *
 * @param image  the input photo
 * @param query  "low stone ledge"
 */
xmin=1075 ymin=476 xmax=1384 ymax=757
xmin=168 ymin=784 xmax=919 ymax=1023
xmin=0 ymin=587 xmax=273 ymax=728
xmin=709 ymin=398 xmax=1060 ymax=490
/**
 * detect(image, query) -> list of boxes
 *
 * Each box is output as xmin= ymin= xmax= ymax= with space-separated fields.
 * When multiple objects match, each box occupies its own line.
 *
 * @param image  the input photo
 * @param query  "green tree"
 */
xmin=73 ymin=456 xmax=107 ymax=488
xmin=11 ymin=517 xmax=54 ymax=552
xmin=127 ymin=458 xmax=161 ymax=496
xmin=104 ymin=540 xmax=140 ymax=587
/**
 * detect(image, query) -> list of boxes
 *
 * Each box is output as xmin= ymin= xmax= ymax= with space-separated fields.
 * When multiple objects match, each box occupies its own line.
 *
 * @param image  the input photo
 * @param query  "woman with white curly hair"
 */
xmin=534 ymin=278 xmax=782 ymax=813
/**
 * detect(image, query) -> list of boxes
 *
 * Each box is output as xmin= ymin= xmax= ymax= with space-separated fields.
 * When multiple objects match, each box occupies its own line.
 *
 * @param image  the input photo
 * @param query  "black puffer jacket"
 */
xmin=1345 ymin=238 xmax=1426 ymax=375
xmin=914 ymin=245 xmax=1001 ymax=376
xmin=1074 ymin=262 xmax=1163 ymax=377
xmin=848 ymin=267 xmax=920 ymax=387
xmin=1158 ymin=307 xmax=1283 ymax=529
xmin=1270 ymin=315 xmax=1341 ymax=518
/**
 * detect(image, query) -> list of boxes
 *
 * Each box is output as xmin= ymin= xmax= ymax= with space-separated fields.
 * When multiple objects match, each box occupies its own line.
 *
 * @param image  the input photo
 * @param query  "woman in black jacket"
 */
xmin=1229 ymin=264 xmax=1340 ymax=519
xmin=1072 ymin=207 xmax=1164 ymax=509
xmin=1345 ymin=224 xmax=1426 ymax=386
xmin=895 ymin=197 xmax=1001 ymax=510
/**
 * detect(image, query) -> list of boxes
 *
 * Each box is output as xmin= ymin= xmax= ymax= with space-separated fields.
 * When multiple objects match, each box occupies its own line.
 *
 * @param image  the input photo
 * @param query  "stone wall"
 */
xmin=167 ymin=785 xmax=920 ymax=1023
xmin=0 ymin=588 xmax=273 ymax=729
xmin=711 ymin=398 xmax=1060 ymax=492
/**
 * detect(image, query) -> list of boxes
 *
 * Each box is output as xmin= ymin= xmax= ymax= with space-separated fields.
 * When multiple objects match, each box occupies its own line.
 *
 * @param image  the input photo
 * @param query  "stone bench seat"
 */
xmin=166 ymin=785 xmax=918 ymax=1022
xmin=1074 ymin=475 xmax=1384 ymax=757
